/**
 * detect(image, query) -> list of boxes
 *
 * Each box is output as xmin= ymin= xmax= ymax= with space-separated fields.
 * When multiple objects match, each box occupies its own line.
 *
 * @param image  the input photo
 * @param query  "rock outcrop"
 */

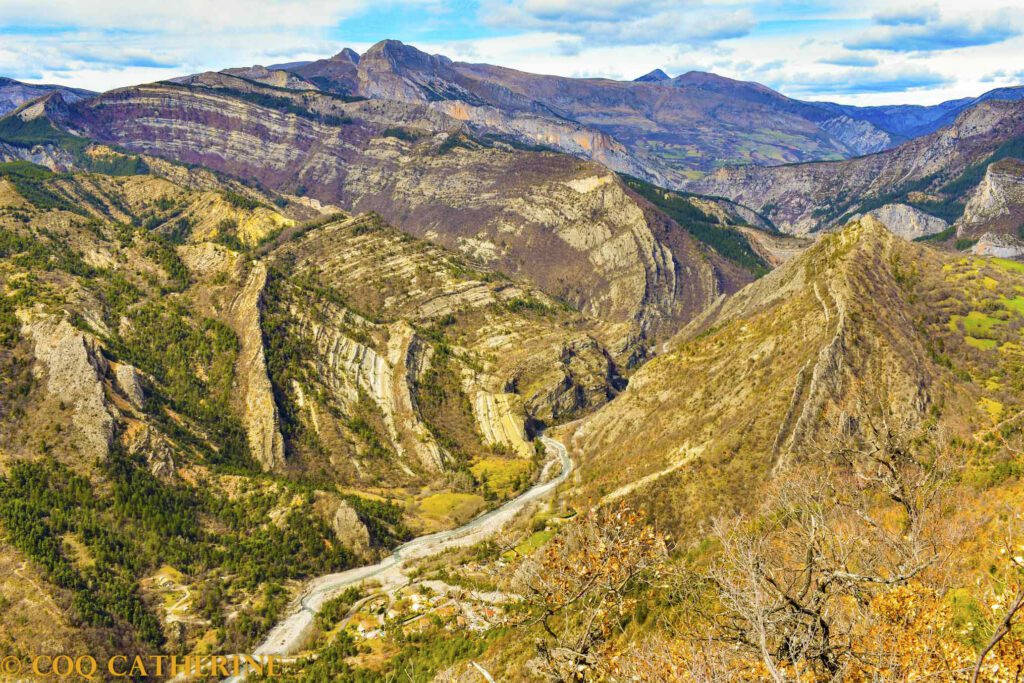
xmin=972 ymin=232 xmax=1024 ymax=259
xmin=865 ymin=203 xmax=949 ymax=240
xmin=21 ymin=316 xmax=114 ymax=461
xmin=229 ymin=262 xmax=286 ymax=471
xmin=957 ymin=158 xmax=1024 ymax=239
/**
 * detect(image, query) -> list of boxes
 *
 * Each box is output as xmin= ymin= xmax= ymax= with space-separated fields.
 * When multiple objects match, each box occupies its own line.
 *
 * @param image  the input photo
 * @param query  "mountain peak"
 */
xmin=332 ymin=47 xmax=360 ymax=64
xmin=635 ymin=69 xmax=670 ymax=83
xmin=361 ymin=39 xmax=453 ymax=75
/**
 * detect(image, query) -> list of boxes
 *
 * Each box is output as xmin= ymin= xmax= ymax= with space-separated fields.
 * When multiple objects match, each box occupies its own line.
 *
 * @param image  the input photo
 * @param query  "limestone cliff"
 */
xmin=229 ymin=262 xmax=286 ymax=471
xmin=865 ymin=203 xmax=949 ymax=240
xmin=20 ymin=316 xmax=114 ymax=461
xmin=957 ymin=158 xmax=1024 ymax=239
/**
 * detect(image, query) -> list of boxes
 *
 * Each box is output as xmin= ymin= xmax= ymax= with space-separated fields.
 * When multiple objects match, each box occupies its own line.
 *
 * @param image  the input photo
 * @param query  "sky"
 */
xmin=0 ymin=0 xmax=1022 ymax=106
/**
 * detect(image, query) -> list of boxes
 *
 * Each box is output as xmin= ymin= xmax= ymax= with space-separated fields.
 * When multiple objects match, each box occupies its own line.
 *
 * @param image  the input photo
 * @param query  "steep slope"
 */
xmin=690 ymin=100 xmax=1024 ymax=234
xmin=263 ymin=216 xmax=1024 ymax=681
xmin=0 ymin=77 xmax=93 ymax=116
xmin=0 ymin=155 xmax=625 ymax=661
xmin=957 ymin=157 xmax=1024 ymax=239
xmin=34 ymin=74 xmax=766 ymax=341
xmin=568 ymin=217 xmax=1022 ymax=529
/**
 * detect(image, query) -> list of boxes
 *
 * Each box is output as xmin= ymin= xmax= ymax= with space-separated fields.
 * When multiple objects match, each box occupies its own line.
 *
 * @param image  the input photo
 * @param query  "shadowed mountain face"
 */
xmin=0 ymin=77 xmax=94 ymax=116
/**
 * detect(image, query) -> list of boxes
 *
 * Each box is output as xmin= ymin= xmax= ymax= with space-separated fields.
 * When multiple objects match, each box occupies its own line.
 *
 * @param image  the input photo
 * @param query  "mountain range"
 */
xmin=2 ymin=38 xmax=1024 ymax=681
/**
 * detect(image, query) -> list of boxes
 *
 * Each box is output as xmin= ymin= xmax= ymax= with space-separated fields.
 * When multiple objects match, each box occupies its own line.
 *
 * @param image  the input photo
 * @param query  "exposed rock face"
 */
xmin=298 ymin=301 xmax=444 ymax=473
xmin=123 ymin=424 xmax=176 ymax=479
xmin=0 ymin=140 xmax=76 ymax=170
xmin=21 ymin=316 xmax=114 ymax=461
xmin=865 ymin=203 xmax=949 ymax=240
xmin=218 ymin=66 xmax=317 ymax=91
xmin=514 ymin=337 xmax=621 ymax=425
xmin=473 ymin=391 xmax=531 ymax=457
xmin=229 ymin=262 xmax=286 ymax=471
xmin=820 ymin=115 xmax=894 ymax=155
xmin=345 ymin=158 xmax=737 ymax=338
xmin=0 ymin=77 xmax=93 ymax=116
xmin=288 ymin=48 xmax=361 ymax=95
xmin=263 ymin=213 xmax=626 ymax=480
xmin=957 ymin=158 xmax=1024 ymax=238
xmin=60 ymin=81 xmax=746 ymax=338
xmin=972 ymin=232 xmax=1024 ymax=259
xmin=112 ymin=362 xmax=146 ymax=409
xmin=690 ymin=101 xmax=1024 ymax=234
xmin=317 ymin=496 xmax=371 ymax=558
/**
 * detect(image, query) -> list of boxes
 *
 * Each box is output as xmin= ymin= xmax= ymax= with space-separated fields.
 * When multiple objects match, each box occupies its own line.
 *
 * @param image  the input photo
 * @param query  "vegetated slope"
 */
xmin=690 ymin=100 xmax=1024 ymax=235
xmin=264 ymin=217 xmax=1024 ymax=681
xmin=570 ymin=217 xmax=1024 ymax=531
xmin=23 ymin=73 xmax=768 ymax=342
xmin=0 ymin=154 xmax=622 ymax=661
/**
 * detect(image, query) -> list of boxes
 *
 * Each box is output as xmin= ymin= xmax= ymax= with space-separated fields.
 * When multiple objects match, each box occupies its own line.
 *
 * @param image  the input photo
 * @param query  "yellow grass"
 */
xmin=418 ymin=492 xmax=486 ymax=525
xmin=979 ymin=397 xmax=1004 ymax=421
xmin=471 ymin=457 xmax=532 ymax=495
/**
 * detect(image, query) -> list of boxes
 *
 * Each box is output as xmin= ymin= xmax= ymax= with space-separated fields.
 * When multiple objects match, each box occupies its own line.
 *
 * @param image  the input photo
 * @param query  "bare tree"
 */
xmin=971 ymin=515 xmax=1024 ymax=682
xmin=697 ymin=401 xmax=961 ymax=680
xmin=510 ymin=504 xmax=668 ymax=681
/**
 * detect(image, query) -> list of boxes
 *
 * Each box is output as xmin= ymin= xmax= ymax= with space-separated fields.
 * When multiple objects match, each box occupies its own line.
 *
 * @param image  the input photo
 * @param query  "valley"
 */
xmin=1 ymin=33 xmax=1024 ymax=682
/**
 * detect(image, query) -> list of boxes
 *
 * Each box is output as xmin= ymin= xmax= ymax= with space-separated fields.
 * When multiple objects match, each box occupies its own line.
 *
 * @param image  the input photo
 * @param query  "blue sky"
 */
xmin=0 ymin=0 xmax=1021 ymax=105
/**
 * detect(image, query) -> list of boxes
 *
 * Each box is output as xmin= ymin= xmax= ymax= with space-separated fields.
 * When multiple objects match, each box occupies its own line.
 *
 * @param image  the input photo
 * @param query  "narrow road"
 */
xmin=223 ymin=436 xmax=571 ymax=681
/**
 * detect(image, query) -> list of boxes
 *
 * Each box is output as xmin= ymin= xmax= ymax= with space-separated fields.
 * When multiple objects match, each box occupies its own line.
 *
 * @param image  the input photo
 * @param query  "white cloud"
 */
xmin=479 ymin=0 xmax=756 ymax=46
xmin=846 ymin=5 xmax=1022 ymax=51
xmin=0 ymin=0 xmax=368 ymax=31
xmin=0 ymin=0 xmax=1021 ymax=106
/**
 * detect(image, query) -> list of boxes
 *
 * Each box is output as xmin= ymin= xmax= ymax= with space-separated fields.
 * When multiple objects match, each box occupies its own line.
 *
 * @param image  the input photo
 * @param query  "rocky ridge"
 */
xmin=567 ymin=218 xmax=964 ymax=526
xmin=689 ymin=100 xmax=1024 ymax=234
xmin=42 ymin=77 xmax=760 ymax=340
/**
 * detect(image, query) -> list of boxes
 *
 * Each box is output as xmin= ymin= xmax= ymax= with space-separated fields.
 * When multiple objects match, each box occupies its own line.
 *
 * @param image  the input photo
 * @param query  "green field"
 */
xmin=471 ymin=457 xmax=532 ymax=496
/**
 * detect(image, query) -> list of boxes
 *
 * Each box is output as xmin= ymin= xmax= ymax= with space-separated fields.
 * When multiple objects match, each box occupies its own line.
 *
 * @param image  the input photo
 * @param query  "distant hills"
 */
xmin=0 ymin=77 xmax=93 ymax=116
xmin=3 ymin=40 xmax=1022 ymax=186
xmin=266 ymin=40 xmax=1024 ymax=180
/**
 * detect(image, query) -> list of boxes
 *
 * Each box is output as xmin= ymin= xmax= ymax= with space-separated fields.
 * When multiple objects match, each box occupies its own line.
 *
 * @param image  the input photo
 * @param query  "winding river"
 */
xmin=223 ymin=436 xmax=571 ymax=679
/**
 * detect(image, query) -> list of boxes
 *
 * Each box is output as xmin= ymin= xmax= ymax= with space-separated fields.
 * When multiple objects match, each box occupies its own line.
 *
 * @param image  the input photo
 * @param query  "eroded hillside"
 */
xmin=568 ymin=216 xmax=1024 ymax=530
xmin=0 ymin=155 xmax=625 ymax=662
xmin=1 ymin=78 xmax=772 ymax=341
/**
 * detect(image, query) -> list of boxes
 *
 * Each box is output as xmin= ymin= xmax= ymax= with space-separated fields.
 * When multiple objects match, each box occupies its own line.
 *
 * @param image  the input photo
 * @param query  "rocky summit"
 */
xmin=2 ymin=27 xmax=1024 ymax=683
